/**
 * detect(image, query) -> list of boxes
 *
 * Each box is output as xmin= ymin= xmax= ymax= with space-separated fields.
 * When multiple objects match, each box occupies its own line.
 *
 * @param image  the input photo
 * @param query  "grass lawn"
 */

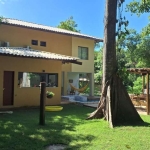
xmin=0 ymin=104 xmax=150 ymax=150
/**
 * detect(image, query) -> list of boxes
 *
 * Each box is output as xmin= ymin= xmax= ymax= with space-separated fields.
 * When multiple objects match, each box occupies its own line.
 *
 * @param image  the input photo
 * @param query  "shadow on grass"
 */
xmin=115 ymin=121 xmax=150 ymax=127
xmin=0 ymin=104 xmax=95 ymax=150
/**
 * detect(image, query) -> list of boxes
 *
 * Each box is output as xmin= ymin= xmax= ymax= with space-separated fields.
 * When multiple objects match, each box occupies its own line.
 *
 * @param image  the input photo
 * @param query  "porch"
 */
xmin=61 ymin=72 xmax=94 ymax=96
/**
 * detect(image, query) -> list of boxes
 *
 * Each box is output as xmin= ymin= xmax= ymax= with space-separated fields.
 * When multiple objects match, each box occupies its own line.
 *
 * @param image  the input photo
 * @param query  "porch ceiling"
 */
xmin=0 ymin=47 xmax=82 ymax=65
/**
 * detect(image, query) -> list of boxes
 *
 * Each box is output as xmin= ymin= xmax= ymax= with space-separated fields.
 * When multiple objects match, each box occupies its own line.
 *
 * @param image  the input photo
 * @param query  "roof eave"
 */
xmin=0 ymin=53 xmax=82 ymax=65
xmin=62 ymin=60 xmax=82 ymax=65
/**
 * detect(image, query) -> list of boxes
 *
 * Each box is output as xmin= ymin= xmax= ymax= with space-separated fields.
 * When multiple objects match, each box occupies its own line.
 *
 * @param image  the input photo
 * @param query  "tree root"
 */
xmin=87 ymin=81 xmax=109 ymax=120
xmin=87 ymin=75 xmax=143 ymax=126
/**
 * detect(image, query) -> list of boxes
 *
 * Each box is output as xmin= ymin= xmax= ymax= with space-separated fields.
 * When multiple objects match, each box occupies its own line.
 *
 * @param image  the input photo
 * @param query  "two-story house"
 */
xmin=0 ymin=18 xmax=103 ymax=108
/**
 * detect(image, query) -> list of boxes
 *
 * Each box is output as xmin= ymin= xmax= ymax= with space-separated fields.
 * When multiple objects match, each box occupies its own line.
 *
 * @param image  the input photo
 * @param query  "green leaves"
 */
xmin=132 ymin=77 xmax=143 ymax=95
xmin=141 ymin=24 xmax=150 ymax=36
xmin=126 ymin=0 xmax=150 ymax=15
xmin=94 ymin=49 xmax=103 ymax=84
xmin=57 ymin=16 xmax=80 ymax=32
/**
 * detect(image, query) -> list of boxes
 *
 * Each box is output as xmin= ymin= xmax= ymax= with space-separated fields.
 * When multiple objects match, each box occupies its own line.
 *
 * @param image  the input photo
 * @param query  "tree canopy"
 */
xmin=57 ymin=16 xmax=80 ymax=32
xmin=126 ymin=0 xmax=150 ymax=14
xmin=126 ymin=0 xmax=150 ymax=37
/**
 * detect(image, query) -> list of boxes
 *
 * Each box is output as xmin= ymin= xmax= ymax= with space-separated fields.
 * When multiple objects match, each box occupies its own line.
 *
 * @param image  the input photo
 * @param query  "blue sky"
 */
xmin=0 ymin=0 xmax=149 ymax=39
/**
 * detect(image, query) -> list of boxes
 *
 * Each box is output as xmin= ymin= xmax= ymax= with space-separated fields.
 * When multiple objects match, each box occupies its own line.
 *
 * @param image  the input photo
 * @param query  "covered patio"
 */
xmin=128 ymin=68 xmax=150 ymax=115
xmin=0 ymin=47 xmax=82 ymax=108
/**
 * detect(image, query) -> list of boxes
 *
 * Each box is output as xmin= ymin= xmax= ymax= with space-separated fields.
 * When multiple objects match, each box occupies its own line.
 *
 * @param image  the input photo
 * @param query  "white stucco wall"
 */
xmin=71 ymin=37 xmax=94 ymax=73
xmin=67 ymin=72 xmax=79 ymax=94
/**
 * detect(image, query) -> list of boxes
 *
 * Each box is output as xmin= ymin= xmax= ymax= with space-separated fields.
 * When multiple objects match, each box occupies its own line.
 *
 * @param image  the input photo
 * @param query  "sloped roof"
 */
xmin=2 ymin=18 xmax=103 ymax=42
xmin=0 ymin=47 xmax=82 ymax=65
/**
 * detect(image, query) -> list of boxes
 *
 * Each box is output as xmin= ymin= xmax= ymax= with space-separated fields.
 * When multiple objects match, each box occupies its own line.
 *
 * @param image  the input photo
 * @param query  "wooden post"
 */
xmin=142 ymin=75 xmax=145 ymax=94
xmin=39 ymin=82 xmax=46 ymax=125
xmin=146 ymin=74 xmax=149 ymax=115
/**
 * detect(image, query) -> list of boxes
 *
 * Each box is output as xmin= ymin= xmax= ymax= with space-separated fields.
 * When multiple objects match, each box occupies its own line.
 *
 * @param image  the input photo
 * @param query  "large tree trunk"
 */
xmin=87 ymin=0 xmax=143 ymax=127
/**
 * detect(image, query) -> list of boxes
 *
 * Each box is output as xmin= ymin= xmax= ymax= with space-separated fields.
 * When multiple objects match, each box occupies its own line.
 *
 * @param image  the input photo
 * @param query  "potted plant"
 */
xmin=46 ymin=91 xmax=55 ymax=99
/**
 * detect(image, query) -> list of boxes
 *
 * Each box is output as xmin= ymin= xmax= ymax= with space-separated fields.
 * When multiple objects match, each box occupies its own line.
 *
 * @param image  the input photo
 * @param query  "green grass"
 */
xmin=0 ymin=104 xmax=150 ymax=150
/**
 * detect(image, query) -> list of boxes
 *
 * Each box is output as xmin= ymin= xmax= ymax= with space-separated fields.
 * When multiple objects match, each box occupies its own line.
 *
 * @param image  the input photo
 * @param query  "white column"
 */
xmin=63 ymin=71 xmax=68 ymax=95
xmin=89 ymin=73 xmax=94 ymax=96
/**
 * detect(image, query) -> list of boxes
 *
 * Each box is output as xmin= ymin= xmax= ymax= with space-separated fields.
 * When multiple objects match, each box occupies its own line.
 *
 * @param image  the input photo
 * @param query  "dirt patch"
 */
xmin=136 ymin=106 xmax=147 ymax=115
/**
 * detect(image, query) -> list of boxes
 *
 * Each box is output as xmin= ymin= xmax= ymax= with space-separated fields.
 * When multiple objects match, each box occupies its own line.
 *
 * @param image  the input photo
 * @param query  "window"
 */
xmin=18 ymin=72 xmax=58 ymax=87
xmin=48 ymin=74 xmax=58 ymax=87
xmin=78 ymin=46 xmax=88 ymax=60
xmin=31 ymin=40 xmax=38 ymax=45
xmin=40 ymin=41 xmax=46 ymax=47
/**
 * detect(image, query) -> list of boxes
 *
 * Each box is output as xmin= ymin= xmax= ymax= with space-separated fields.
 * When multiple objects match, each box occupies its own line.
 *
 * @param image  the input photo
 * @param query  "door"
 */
xmin=3 ymin=71 xmax=14 ymax=106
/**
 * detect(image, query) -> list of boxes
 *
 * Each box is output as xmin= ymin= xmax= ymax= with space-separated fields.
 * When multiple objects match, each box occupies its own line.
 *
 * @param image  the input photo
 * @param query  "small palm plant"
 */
xmin=46 ymin=91 xmax=55 ymax=99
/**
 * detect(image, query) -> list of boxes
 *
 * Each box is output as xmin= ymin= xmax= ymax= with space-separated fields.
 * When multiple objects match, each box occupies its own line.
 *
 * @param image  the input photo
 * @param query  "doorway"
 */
xmin=3 ymin=71 xmax=14 ymax=106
